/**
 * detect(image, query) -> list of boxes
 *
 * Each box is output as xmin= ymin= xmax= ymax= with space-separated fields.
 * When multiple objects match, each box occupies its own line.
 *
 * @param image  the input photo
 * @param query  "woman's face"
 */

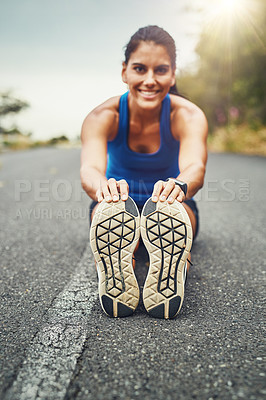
xmin=122 ymin=41 xmax=176 ymax=111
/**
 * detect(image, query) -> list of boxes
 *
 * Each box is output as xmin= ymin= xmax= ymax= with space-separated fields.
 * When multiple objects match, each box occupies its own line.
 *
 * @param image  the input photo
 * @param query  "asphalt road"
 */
xmin=0 ymin=147 xmax=265 ymax=400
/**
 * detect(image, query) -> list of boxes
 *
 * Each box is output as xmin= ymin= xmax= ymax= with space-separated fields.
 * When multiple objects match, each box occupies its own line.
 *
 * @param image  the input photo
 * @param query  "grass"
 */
xmin=207 ymin=124 xmax=266 ymax=156
xmin=0 ymin=135 xmax=75 ymax=152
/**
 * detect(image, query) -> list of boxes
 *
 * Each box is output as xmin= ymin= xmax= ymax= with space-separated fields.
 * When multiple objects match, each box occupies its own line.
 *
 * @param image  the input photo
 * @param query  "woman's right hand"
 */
xmin=96 ymin=178 xmax=129 ymax=203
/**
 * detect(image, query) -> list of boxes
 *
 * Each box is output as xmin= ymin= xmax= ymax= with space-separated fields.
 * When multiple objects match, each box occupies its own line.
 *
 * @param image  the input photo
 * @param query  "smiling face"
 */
xmin=122 ymin=41 xmax=176 ymax=111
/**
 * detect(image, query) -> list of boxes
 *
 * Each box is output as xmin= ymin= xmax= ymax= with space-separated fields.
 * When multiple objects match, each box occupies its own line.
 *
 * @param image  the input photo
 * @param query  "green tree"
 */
xmin=178 ymin=0 xmax=266 ymax=130
xmin=0 ymin=92 xmax=29 ymax=134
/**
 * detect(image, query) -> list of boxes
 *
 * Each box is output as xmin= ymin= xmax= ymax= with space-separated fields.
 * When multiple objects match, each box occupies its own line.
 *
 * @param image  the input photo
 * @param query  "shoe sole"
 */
xmin=90 ymin=197 xmax=140 ymax=317
xmin=141 ymin=198 xmax=193 ymax=319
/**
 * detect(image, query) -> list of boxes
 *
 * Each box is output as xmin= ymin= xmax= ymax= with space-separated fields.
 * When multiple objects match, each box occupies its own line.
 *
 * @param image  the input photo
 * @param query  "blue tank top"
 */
xmin=106 ymin=91 xmax=180 ymax=206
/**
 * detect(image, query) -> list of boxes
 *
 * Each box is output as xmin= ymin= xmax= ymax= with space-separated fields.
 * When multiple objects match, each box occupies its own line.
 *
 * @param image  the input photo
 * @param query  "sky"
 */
xmin=0 ymin=0 xmax=201 ymax=140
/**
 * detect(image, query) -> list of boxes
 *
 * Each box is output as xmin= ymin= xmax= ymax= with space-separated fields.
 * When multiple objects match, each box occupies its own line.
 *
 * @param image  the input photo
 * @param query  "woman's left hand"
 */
xmin=151 ymin=179 xmax=186 ymax=203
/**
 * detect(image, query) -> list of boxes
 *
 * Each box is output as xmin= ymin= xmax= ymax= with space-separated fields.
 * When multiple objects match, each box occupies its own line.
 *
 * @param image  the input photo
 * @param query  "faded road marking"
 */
xmin=4 ymin=247 xmax=98 ymax=400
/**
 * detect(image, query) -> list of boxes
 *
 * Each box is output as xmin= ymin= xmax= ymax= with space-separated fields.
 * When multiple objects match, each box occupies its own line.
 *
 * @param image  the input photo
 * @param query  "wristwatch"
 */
xmin=166 ymin=178 xmax=188 ymax=196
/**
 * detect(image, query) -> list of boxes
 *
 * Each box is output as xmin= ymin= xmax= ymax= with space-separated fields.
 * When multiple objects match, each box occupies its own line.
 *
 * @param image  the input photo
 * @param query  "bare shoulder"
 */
xmin=81 ymin=96 xmax=121 ymax=141
xmin=170 ymin=94 xmax=208 ymax=139
xmin=85 ymin=95 xmax=120 ymax=119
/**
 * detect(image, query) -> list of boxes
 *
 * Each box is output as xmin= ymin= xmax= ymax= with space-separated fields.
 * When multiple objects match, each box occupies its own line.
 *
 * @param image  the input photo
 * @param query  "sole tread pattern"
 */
xmin=90 ymin=197 xmax=140 ymax=317
xmin=141 ymin=198 xmax=193 ymax=319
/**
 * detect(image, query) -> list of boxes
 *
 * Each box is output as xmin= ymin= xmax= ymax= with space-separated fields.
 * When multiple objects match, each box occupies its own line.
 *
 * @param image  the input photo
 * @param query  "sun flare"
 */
xmin=201 ymin=0 xmax=254 ymax=29
xmin=198 ymin=0 xmax=260 ymax=78
xmin=203 ymin=0 xmax=252 ymax=21
xmin=219 ymin=0 xmax=242 ymax=13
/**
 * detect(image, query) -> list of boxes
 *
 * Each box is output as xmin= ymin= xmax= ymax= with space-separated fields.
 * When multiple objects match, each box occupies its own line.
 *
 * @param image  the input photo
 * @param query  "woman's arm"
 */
xmin=80 ymin=97 xmax=129 ymax=202
xmin=80 ymin=103 xmax=116 ymax=201
xmin=152 ymin=99 xmax=208 ymax=203
xmin=174 ymin=103 xmax=208 ymax=199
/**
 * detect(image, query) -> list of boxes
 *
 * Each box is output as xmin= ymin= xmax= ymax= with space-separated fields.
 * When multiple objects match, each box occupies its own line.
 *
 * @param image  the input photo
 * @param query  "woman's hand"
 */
xmin=96 ymin=178 xmax=129 ymax=202
xmin=152 ymin=179 xmax=186 ymax=203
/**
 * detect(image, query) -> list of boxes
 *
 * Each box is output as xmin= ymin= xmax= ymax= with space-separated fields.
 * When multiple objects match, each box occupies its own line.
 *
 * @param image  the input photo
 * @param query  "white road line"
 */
xmin=4 ymin=247 xmax=98 ymax=400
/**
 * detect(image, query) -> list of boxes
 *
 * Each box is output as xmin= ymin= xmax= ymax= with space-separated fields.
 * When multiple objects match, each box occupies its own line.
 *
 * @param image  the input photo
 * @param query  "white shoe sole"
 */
xmin=141 ymin=198 xmax=193 ymax=319
xmin=90 ymin=197 xmax=140 ymax=317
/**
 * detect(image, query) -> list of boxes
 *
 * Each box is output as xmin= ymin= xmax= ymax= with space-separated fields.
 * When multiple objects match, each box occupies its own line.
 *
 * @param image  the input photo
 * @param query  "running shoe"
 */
xmin=90 ymin=196 xmax=140 ymax=317
xmin=140 ymin=198 xmax=193 ymax=319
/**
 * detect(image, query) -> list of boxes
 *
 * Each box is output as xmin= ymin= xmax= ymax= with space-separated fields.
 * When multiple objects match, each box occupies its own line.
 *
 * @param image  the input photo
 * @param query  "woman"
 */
xmin=81 ymin=26 xmax=208 ymax=319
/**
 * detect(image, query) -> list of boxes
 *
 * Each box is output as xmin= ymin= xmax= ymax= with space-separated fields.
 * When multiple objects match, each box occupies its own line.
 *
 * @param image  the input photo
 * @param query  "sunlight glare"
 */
xmin=203 ymin=0 xmax=252 ymax=26
xmin=221 ymin=0 xmax=241 ymax=13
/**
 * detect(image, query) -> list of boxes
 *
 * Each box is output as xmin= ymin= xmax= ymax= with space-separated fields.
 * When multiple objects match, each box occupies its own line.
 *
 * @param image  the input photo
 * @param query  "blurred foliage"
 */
xmin=1 ymin=134 xmax=71 ymax=152
xmin=48 ymin=135 xmax=69 ymax=145
xmin=178 ymin=0 xmax=266 ymax=132
xmin=0 ymin=92 xmax=29 ymax=135
xmin=208 ymin=124 xmax=266 ymax=155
